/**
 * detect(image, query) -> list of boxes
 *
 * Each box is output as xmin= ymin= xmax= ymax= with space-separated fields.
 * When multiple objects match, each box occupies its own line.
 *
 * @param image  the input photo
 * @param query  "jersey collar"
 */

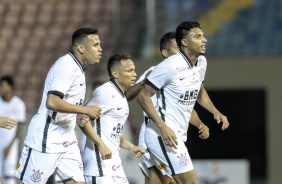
xmin=110 ymin=78 xmax=126 ymax=97
xmin=179 ymin=50 xmax=194 ymax=68
xmin=68 ymin=51 xmax=85 ymax=72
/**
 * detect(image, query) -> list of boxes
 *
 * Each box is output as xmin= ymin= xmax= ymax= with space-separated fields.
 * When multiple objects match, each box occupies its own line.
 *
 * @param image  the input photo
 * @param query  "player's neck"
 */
xmin=2 ymin=93 xmax=13 ymax=102
xmin=182 ymin=49 xmax=198 ymax=66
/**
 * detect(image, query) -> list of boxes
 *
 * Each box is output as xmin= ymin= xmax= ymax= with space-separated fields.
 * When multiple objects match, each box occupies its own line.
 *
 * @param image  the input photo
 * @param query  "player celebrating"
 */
xmin=78 ymin=54 xmax=145 ymax=184
xmin=15 ymin=28 xmax=102 ymax=184
xmin=137 ymin=21 xmax=229 ymax=184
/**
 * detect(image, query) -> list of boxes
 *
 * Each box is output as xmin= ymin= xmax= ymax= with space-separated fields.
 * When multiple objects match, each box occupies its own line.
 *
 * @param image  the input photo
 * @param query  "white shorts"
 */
xmin=85 ymin=175 xmax=128 ymax=184
xmin=145 ymin=131 xmax=194 ymax=176
xmin=15 ymin=146 xmax=84 ymax=183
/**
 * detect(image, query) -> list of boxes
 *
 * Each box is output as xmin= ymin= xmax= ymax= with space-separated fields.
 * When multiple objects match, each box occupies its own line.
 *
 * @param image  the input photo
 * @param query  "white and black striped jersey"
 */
xmin=24 ymin=51 xmax=86 ymax=153
xmin=145 ymin=51 xmax=207 ymax=142
xmin=82 ymin=79 xmax=129 ymax=176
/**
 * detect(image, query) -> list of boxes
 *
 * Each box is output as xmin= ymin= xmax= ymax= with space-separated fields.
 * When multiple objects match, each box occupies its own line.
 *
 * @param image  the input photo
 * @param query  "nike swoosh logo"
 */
xmin=80 ymin=83 xmax=84 ymax=86
xmin=117 ymin=107 xmax=123 ymax=110
xmin=180 ymin=77 xmax=186 ymax=80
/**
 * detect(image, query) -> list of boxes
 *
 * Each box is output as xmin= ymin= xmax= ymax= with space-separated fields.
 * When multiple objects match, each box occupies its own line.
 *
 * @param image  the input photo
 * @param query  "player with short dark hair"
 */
xmin=78 ymin=54 xmax=145 ymax=184
xmin=15 ymin=27 xmax=103 ymax=184
xmin=137 ymin=21 xmax=229 ymax=184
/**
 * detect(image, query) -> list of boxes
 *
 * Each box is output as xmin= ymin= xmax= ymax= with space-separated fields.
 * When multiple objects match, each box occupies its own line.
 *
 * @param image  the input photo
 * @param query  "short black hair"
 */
xmin=176 ymin=21 xmax=201 ymax=47
xmin=160 ymin=32 xmax=176 ymax=52
xmin=107 ymin=54 xmax=132 ymax=77
xmin=0 ymin=75 xmax=14 ymax=88
xmin=72 ymin=28 xmax=98 ymax=45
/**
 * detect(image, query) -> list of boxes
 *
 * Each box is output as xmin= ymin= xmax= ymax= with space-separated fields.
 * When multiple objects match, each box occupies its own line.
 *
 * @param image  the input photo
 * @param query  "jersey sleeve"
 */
xmin=198 ymin=55 xmax=207 ymax=83
xmin=146 ymin=59 xmax=175 ymax=91
xmin=135 ymin=66 xmax=155 ymax=84
xmin=84 ymin=86 xmax=113 ymax=115
xmin=48 ymin=60 xmax=78 ymax=98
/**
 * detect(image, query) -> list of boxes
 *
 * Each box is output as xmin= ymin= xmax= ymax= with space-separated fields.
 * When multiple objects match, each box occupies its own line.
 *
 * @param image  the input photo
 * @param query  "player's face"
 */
xmin=0 ymin=81 xmax=11 ymax=96
xmin=166 ymin=39 xmax=179 ymax=57
xmin=82 ymin=34 xmax=102 ymax=65
xmin=184 ymin=27 xmax=207 ymax=55
xmin=116 ymin=59 xmax=137 ymax=92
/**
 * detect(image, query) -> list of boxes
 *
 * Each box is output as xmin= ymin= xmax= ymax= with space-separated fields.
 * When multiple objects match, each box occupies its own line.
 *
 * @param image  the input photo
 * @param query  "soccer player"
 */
xmin=0 ymin=76 xmax=26 ymax=184
xmin=78 ymin=54 xmax=145 ymax=184
xmin=15 ymin=28 xmax=102 ymax=184
xmin=127 ymin=32 xmax=209 ymax=184
xmin=137 ymin=21 xmax=229 ymax=184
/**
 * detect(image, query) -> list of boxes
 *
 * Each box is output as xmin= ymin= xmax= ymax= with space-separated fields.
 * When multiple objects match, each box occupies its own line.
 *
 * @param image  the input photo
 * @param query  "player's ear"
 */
xmin=181 ymin=39 xmax=188 ymax=47
xmin=77 ymin=44 xmax=84 ymax=54
xmin=161 ymin=49 xmax=168 ymax=58
xmin=112 ymin=70 xmax=118 ymax=79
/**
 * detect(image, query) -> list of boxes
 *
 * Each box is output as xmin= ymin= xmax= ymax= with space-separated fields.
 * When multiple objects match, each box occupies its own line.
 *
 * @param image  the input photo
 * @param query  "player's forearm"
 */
xmin=197 ymin=86 xmax=219 ymax=115
xmin=126 ymin=81 xmax=144 ymax=101
xmin=80 ymin=121 xmax=104 ymax=146
xmin=137 ymin=89 xmax=166 ymax=129
xmin=119 ymin=136 xmax=135 ymax=151
xmin=189 ymin=109 xmax=205 ymax=128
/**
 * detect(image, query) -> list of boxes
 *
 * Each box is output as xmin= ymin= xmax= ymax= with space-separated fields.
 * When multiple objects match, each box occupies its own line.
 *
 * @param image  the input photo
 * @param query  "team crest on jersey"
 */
xmin=30 ymin=169 xmax=44 ymax=183
xmin=177 ymin=153 xmax=189 ymax=166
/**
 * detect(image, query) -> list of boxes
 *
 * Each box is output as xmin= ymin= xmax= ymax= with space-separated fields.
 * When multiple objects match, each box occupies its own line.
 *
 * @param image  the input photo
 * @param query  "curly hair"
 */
xmin=175 ymin=21 xmax=201 ymax=47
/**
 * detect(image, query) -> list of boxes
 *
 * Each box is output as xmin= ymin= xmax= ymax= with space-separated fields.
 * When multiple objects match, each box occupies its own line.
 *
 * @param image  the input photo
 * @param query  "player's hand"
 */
xmin=160 ymin=125 xmax=178 ymax=149
xmin=98 ymin=143 xmax=112 ymax=160
xmin=214 ymin=111 xmax=229 ymax=130
xmin=198 ymin=124 xmax=209 ymax=139
xmin=86 ymin=105 xmax=101 ymax=119
xmin=0 ymin=117 xmax=17 ymax=130
xmin=130 ymin=145 xmax=145 ymax=158
xmin=76 ymin=114 xmax=90 ymax=127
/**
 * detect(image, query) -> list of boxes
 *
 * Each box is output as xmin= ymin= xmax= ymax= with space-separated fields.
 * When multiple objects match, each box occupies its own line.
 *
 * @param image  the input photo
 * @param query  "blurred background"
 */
xmin=0 ymin=0 xmax=281 ymax=184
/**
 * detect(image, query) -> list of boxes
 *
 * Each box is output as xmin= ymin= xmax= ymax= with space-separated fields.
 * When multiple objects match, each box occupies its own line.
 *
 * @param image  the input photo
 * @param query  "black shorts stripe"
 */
xmin=92 ymin=176 xmax=96 ymax=184
xmin=42 ymin=115 xmax=52 ymax=153
xmin=95 ymin=118 xmax=103 ymax=176
xmin=158 ymin=137 xmax=175 ymax=175
xmin=20 ymin=147 xmax=32 ymax=181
